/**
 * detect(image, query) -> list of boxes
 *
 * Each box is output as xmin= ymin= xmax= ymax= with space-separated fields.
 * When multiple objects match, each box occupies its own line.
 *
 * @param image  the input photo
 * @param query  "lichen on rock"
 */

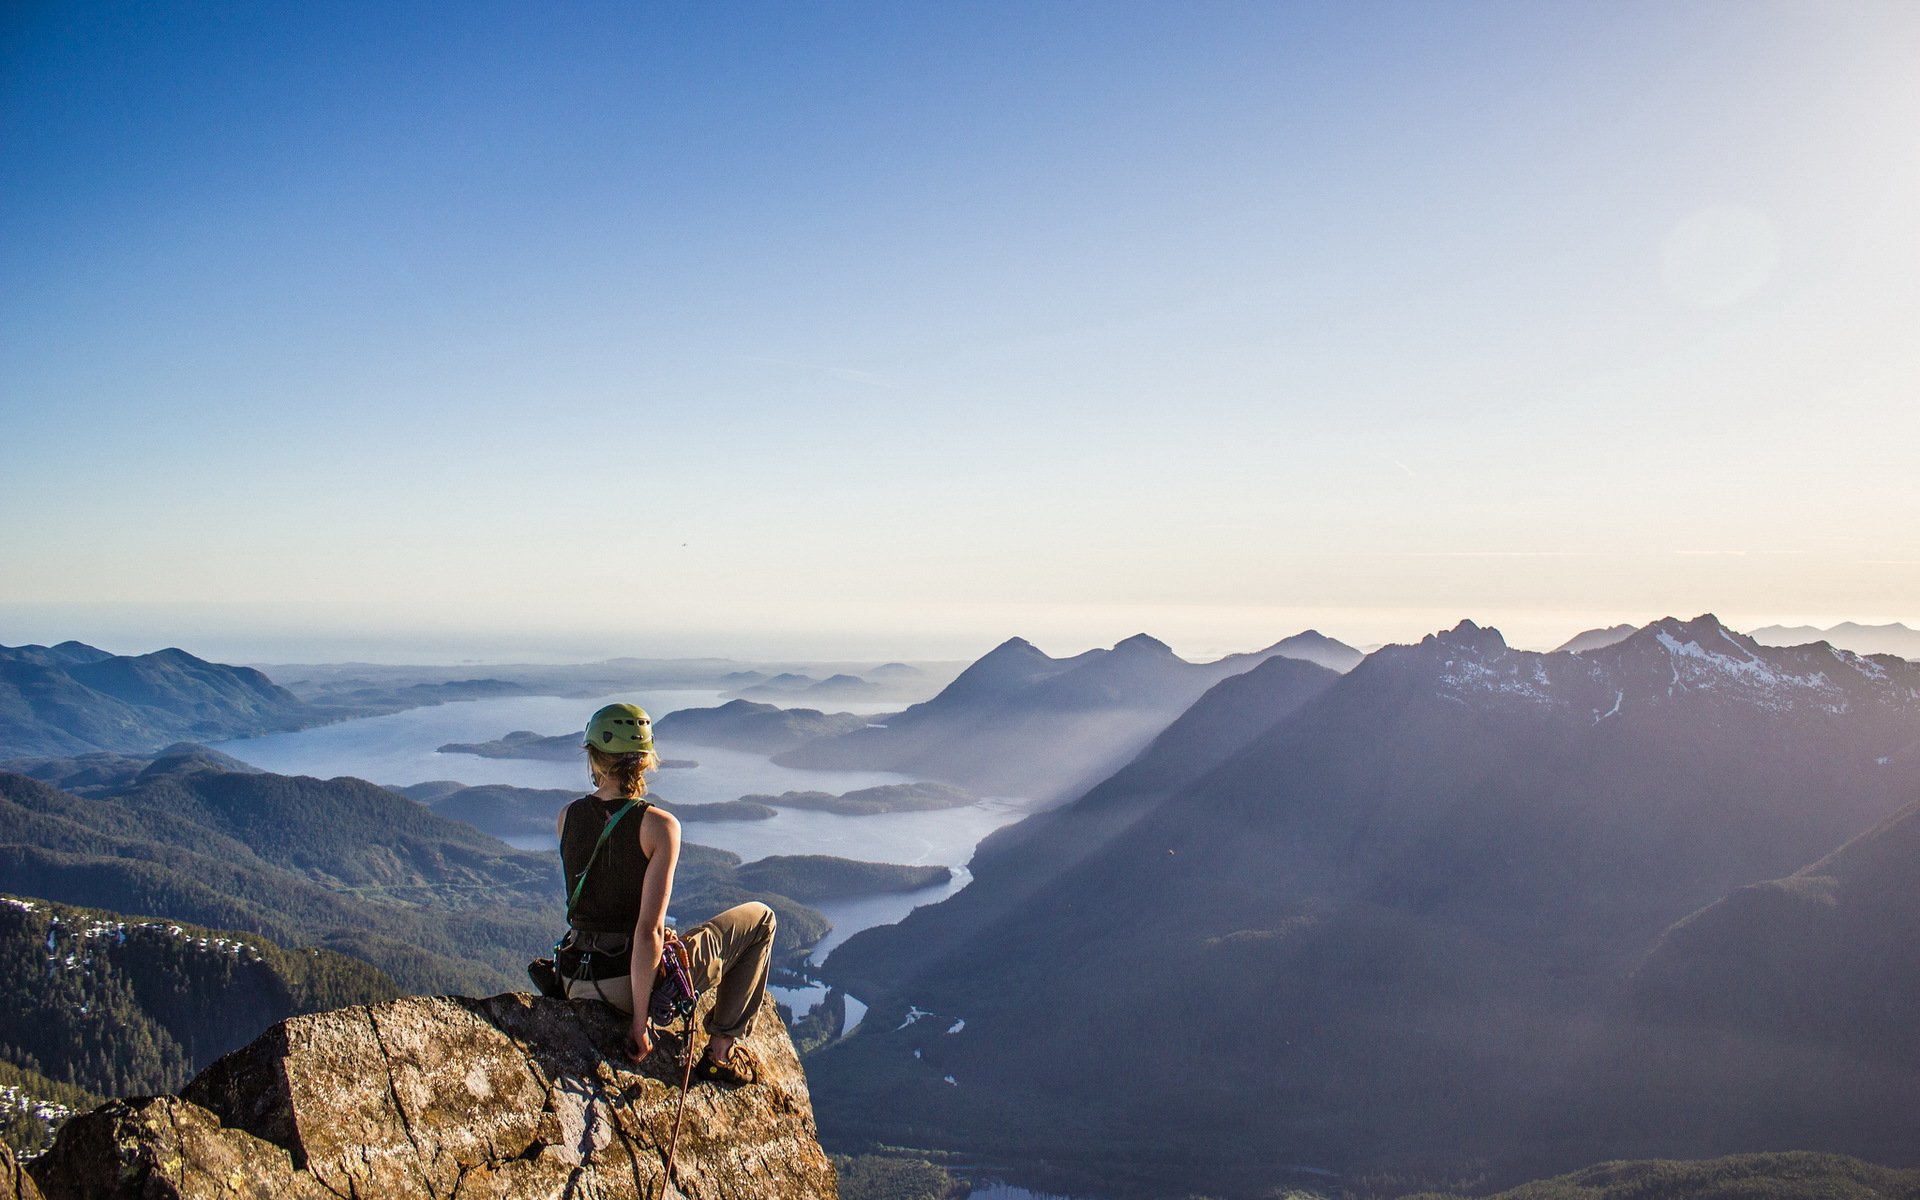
xmin=28 ymin=993 xmax=837 ymax=1200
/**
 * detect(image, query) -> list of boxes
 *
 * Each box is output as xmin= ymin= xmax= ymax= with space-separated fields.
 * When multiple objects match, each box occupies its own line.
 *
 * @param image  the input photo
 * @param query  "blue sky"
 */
xmin=4 ymin=2 xmax=1917 ymax=661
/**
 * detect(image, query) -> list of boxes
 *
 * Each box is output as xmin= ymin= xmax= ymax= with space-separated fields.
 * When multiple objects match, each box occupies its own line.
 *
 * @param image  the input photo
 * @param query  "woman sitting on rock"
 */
xmin=555 ymin=702 xmax=774 ymax=1085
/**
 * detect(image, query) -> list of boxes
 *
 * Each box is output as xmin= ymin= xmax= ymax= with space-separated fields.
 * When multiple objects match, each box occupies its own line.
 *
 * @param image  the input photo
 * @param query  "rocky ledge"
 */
xmin=23 ymin=992 xmax=836 ymax=1200
xmin=1 ymin=1145 xmax=39 ymax=1200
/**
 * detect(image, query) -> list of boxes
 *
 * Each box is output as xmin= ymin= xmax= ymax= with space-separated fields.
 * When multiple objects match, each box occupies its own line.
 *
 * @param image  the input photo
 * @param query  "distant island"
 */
xmin=655 ymin=700 xmax=874 ymax=755
xmin=435 ymin=730 xmax=695 ymax=767
xmin=734 ymin=855 xmax=951 ymax=902
xmin=661 ymin=799 xmax=778 ymax=822
xmin=740 ymin=781 xmax=976 ymax=815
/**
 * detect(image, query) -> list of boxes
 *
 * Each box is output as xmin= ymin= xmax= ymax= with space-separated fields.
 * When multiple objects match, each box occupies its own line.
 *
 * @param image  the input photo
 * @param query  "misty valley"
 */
xmin=3 ymin=620 xmax=1920 ymax=1199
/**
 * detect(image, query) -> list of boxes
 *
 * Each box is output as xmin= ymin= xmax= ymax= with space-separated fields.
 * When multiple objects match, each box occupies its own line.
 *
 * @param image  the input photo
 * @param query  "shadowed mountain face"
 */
xmin=776 ymin=632 xmax=1353 ymax=800
xmin=810 ymin=616 xmax=1920 ymax=1196
xmin=0 ymin=643 xmax=314 ymax=757
xmin=1598 ymin=793 xmax=1920 ymax=1158
xmin=1633 ymin=791 xmax=1920 ymax=1065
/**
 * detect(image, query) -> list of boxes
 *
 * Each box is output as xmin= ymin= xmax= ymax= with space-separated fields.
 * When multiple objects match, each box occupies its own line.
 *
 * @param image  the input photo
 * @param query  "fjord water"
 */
xmin=213 ymin=690 xmax=1039 ymax=952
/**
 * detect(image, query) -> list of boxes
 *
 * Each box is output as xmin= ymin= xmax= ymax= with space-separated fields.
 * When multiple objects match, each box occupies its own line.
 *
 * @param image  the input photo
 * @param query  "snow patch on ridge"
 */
xmin=1434 ymin=655 xmax=1553 ymax=705
xmin=1654 ymin=630 xmax=1849 ymax=711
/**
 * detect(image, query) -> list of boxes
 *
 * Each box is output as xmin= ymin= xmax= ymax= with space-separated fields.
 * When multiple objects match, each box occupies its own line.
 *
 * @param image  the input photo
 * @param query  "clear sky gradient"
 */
xmin=4 ymin=2 xmax=1917 ymax=662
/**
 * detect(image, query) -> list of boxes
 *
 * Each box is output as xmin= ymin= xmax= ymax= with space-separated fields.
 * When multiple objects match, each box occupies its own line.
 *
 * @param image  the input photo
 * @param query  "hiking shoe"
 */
xmin=694 ymin=1047 xmax=757 ymax=1087
xmin=526 ymin=958 xmax=566 ymax=1000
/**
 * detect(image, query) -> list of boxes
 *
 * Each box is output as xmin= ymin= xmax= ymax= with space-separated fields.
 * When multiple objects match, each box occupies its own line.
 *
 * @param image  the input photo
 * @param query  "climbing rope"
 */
xmin=660 ymin=1003 xmax=698 ymax=1198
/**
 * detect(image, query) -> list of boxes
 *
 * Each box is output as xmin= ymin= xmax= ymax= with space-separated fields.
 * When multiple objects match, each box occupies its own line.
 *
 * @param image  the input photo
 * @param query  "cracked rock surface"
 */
xmin=28 ymin=993 xmax=837 ymax=1200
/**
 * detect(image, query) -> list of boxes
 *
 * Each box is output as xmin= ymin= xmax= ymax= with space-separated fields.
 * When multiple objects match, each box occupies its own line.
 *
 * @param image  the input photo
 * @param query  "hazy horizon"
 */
xmin=5 ymin=3 xmax=1917 ymax=665
xmin=1 ymin=599 xmax=1909 ymax=667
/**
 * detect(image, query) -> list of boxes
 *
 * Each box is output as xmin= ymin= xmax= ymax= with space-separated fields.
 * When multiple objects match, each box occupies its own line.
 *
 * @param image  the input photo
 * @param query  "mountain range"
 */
xmin=811 ymin=615 xmax=1920 ymax=1196
xmin=0 ymin=643 xmax=316 ymax=757
xmin=1750 ymin=620 xmax=1920 ymax=659
xmin=776 ymin=630 xmax=1361 ymax=800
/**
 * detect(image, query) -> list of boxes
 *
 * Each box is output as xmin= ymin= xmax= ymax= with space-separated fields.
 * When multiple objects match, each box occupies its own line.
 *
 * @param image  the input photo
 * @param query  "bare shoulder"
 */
xmin=640 ymin=802 xmax=681 ymax=850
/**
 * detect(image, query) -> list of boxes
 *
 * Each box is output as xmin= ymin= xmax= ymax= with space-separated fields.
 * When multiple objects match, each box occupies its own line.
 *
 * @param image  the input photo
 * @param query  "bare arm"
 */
xmin=625 ymin=807 xmax=679 ymax=1057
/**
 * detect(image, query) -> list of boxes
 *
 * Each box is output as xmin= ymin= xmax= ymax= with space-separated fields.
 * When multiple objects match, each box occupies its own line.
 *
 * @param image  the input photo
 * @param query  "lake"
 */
xmin=214 ymin=690 xmax=1040 ymax=962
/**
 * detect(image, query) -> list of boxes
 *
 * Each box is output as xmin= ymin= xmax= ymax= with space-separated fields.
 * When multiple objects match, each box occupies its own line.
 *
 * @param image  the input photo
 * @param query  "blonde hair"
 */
xmin=586 ymin=746 xmax=658 ymax=800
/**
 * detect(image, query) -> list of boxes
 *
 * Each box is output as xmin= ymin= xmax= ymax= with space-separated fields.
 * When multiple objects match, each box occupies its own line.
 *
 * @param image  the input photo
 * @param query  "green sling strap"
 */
xmin=565 ymin=798 xmax=644 ymax=923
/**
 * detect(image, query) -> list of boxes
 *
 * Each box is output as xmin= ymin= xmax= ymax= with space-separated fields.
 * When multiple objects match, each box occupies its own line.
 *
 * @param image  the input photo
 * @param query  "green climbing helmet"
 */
xmin=583 ymin=703 xmax=653 ymax=754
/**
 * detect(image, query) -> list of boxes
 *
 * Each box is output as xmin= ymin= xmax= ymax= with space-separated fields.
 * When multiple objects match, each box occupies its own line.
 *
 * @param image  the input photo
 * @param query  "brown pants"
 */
xmin=564 ymin=901 xmax=776 ymax=1040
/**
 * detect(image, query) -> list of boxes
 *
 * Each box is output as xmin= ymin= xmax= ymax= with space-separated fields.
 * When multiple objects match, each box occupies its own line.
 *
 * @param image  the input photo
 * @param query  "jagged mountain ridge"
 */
xmin=1410 ymin=614 xmax=1920 ymax=719
xmin=776 ymin=630 xmax=1357 ymax=799
xmin=0 ymin=643 xmax=315 ymax=758
xmin=812 ymin=614 xmax=1920 ymax=1195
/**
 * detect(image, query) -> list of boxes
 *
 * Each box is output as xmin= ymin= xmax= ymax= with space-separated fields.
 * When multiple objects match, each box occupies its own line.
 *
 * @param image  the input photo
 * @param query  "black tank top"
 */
xmin=559 ymin=796 xmax=651 ymax=933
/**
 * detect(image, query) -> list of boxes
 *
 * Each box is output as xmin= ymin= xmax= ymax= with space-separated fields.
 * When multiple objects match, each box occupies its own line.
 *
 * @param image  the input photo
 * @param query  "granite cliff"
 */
xmin=25 ymin=992 xmax=836 ymax=1199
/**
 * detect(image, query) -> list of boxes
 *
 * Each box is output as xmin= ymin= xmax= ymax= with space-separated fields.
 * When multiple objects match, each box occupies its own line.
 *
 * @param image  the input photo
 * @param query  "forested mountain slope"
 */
xmin=0 ymin=895 xmax=397 ymax=1156
xmin=0 ymin=643 xmax=315 ymax=757
xmin=1588 ymin=791 xmax=1920 ymax=1160
xmin=0 ymin=759 xmax=554 ymax=995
